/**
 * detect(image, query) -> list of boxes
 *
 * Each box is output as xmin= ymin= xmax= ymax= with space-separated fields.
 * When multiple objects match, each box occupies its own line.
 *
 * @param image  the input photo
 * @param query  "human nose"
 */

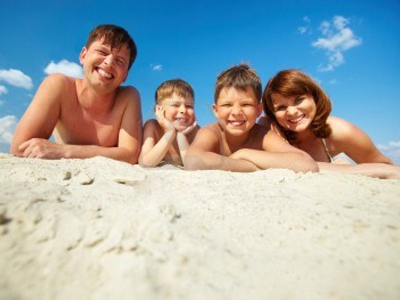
xmin=103 ymin=54 xmax=115 ymax=66
xmin=286 ymin=106 xmax=297 ymax=115
xmin=231 ymin=103 xmax=243 ymax=115
xmin=178 ymin=104 xmax=187 ymax=114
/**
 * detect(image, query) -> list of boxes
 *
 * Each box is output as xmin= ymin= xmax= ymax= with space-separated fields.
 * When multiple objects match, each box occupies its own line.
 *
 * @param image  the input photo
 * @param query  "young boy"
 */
xmin=10 ymin=24 xmax=142 ymax=164
xmin=139 ymin=79 xmax=199 ymax=167
xmin=185 ymin=64 xmax=318 ymax=172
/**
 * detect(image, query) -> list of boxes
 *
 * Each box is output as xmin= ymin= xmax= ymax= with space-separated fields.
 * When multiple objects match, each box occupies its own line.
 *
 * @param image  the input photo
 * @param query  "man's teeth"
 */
xmin=98 ymin=69 xmax=113 ymax=79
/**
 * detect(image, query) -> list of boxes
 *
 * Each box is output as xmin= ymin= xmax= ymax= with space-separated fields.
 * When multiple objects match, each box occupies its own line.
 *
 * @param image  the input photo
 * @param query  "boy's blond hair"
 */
xmin=214 ymin=64 xmax=262 ymax=103
xmin=155 ymin=79 xmax=194 ymax=105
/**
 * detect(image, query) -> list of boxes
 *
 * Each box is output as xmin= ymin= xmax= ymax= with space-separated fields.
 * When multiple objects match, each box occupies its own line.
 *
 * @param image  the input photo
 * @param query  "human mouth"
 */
xmin=228 ymin=120 xmax=245 ymax=127
xmin=96 ymin=68 xmax=114 ymax=80
xmin=175 ymin=118 xmax=188 ymax=124
xmin=288 ymin=114 xmax=305 ymax=124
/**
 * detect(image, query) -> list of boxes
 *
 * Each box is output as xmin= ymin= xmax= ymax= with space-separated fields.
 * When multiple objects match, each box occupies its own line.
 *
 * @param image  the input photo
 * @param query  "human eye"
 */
xmin=275 ymin=105 xmax=286 ymax=112
xmin=294 ymin=96 xmax=305 ymax=105
xmin=116 ymin=57 xmax=126 ymax=66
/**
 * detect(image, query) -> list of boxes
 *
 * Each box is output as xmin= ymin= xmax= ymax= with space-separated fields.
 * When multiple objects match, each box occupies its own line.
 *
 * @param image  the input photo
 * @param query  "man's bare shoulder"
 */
xmin=116 ymin=86 xmax=140 ymax=103
xmin=41 ymin=73 xmax=75 ymax=94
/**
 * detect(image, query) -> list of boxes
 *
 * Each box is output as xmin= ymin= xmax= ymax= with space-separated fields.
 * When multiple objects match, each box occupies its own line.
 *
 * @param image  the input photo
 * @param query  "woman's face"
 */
xmin=271 ymin=93 xmax=317 ymax=133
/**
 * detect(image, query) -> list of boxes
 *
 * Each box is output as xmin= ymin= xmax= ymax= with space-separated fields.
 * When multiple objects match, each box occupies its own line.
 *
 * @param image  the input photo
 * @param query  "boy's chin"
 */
xmin=173 ymin=121 xmax=193 ymax=131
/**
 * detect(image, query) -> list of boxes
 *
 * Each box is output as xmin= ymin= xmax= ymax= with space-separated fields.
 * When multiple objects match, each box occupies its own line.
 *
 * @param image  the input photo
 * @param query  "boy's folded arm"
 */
xmin=139 ymin=121 xmax=176 ymax=167
xmin=231 ymin=149 xmax=318 ymax=173
xmin=184 ymin=127 xmax=258 ymax=172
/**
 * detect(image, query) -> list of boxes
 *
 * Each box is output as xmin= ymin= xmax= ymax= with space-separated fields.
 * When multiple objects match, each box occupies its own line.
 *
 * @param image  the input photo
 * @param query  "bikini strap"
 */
xmin=321 ymin=138 xmax=334 ymax=162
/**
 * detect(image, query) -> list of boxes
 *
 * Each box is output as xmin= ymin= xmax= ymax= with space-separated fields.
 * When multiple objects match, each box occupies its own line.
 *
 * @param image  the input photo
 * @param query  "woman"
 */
xmin=260 ymin=69 xmax=400 ymax=179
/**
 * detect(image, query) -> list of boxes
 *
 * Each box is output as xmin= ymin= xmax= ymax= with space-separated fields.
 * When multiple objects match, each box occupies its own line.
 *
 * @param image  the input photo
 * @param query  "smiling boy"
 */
xmin=185 ymin=64 xmax=318 ymax=172
xmin=139 ymin=79 xmax=199 ymax=167
xmin=10 ymin=24 xmax=142 ymax=163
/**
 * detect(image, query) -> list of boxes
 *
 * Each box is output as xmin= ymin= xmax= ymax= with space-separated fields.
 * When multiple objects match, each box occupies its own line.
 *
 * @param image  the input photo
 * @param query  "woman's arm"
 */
xmin=329 ymin=117 xmax=392 ymax=164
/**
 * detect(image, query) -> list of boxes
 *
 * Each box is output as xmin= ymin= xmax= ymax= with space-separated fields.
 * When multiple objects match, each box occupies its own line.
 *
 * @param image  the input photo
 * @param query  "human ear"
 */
xmin=79 ymin=47 xmax=88 ymax=65
xmin=212 ymin=104 xmax=219 ymax=119
xmin=256 ymin=103 xmax=263 ymax=117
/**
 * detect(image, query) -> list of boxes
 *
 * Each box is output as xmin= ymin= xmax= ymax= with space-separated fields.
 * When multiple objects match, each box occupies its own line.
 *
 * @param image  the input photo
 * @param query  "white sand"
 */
xmin=0 ymin=153 xmax=399 ymax=300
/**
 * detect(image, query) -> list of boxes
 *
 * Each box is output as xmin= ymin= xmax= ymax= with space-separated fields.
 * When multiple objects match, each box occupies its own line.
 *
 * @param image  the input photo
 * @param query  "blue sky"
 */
xmin=0 ymin=0 xmax=399 ymax=163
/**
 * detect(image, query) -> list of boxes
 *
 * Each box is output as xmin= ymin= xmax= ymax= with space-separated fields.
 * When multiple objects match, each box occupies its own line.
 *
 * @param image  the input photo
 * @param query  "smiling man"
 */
xmin=10 ymin=24 xmax=142 ymax=163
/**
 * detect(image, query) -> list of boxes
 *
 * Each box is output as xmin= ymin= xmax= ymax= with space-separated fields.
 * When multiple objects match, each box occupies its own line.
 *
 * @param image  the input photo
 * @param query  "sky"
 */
xmin=0 ymin=0 xmax=399 ymax=163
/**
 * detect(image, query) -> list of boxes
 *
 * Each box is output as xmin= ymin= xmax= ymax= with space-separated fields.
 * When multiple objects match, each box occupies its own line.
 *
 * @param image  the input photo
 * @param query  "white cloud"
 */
xmin=0 ymin=115 xmax=17 ymax=153
xmin=378 ymin=140 xmax=400 ymax=165
xmin=0 ymin=69 xmax=33 ymax=89
xmin=44 ymin=60 xmax=83 ymax=78
xmin=0 ymin=85 xmax=7 ymax=106
xmin=0 ymin=85 xmax=7 ymax=95
xmin=312 ymin=16 xmax=362 ymax=72
xmin=298 ymin=16 xmax=312 ymax=34
xmin=151 ymin=64 xmax=163 ymax=71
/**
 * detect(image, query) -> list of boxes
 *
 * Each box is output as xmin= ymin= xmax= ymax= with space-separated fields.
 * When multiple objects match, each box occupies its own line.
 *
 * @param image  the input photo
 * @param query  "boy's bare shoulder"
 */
xmin=143 ymin=119 xmax=160 ymax=129
xmin=197 ymin=123 xmax=222 ymax=137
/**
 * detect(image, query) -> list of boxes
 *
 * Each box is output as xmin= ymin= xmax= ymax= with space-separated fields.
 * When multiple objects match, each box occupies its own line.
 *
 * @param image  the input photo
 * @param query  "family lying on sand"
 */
xmin=10 ymin=24 xmax=400 ymax=179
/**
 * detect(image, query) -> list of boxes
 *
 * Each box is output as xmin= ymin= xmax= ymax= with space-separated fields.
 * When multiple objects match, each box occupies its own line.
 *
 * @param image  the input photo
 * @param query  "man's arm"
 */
xmin=10 ymin=74 xmax=64 ymax=156
xmin=231 ymin=130 xmax=318 ymax=173
xmin=185 ymin=126 xmax=258 ymax=172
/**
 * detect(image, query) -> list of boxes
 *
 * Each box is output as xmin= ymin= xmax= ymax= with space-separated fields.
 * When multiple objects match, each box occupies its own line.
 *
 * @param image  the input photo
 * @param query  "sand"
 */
xmin=0 ymin=153 xmax=399 ymax=300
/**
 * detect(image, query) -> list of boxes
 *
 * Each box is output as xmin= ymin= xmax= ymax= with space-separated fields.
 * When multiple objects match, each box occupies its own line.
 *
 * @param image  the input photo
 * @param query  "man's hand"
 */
xmin=18 ymin=138 xmax=65 ymax=159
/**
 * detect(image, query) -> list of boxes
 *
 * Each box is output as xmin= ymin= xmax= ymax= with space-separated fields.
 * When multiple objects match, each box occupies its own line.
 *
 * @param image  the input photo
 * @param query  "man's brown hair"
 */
xmin=86 ymin=24 xmax=137 ymax=70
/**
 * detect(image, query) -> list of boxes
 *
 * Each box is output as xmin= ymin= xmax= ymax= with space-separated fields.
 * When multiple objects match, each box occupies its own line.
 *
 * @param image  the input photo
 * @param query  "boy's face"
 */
xmin=213 ymin=86 xmax=262 ymax=136
xmin=79 ymin=38 xmax=130 ymax=93
xmin=157 ymin=93 xmax=196 ymax=131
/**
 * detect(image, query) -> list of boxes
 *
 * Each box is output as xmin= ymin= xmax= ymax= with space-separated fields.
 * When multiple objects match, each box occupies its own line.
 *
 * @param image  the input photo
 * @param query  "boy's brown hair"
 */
xmin=155 ymin=79 xmax=194 ymax=105
xmin=214 ymin=64 xmax=262 ymax=103
xmin=86 ymin=24 xmax=137 ymax=70
xmin=262 ymin=69 xmax=332 ymax=141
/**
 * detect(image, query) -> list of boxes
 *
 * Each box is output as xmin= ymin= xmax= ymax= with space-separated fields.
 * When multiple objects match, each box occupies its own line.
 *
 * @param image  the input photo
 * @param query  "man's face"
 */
xmin=79 ymin=38 xmax=130 ymax=93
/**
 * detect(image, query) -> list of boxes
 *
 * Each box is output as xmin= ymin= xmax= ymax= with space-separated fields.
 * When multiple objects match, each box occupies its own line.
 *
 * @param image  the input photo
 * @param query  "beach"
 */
xmin=0 ymin=153 xmax=399 ymax=300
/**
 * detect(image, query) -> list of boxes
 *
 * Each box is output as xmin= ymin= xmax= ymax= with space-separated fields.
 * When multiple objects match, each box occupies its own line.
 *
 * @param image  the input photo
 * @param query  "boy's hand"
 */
xmin=156 ymin=107 xmax=175 ymax=132
xmin=181 ymin=121 xmax=197 ymax=135
xmin=229 ymin=149 xmax=260 ymax=171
